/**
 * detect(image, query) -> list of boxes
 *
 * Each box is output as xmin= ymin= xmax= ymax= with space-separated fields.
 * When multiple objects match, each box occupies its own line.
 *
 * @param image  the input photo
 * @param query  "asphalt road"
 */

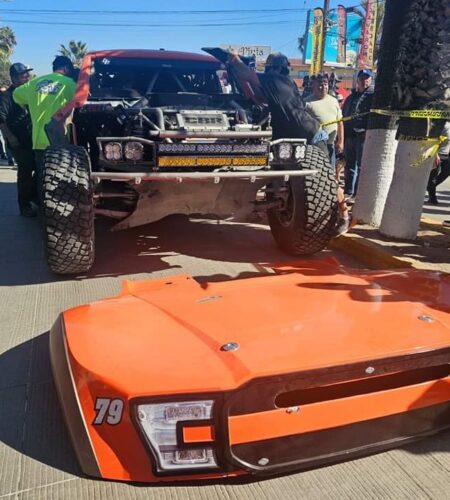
xmin=1 ymin=166 xmax=449 ymax=499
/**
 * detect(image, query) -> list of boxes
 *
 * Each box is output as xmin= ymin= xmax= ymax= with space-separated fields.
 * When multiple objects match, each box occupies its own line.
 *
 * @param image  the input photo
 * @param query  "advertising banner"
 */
xmin=305 ymin=8 xmax=362 ymax=68
xmin=309 ymin=7 xmax=324 ymax=75
xmin=358 ymin=0 xmax=378 ymax=68
xmin=345 ymin=11 xmax=363 ymax=67
xmin=220 ymin=44 xmax=271 ymax=63
xmin=337 ymin=5 xmax=347 ymax=64
xmin=323 ymin=9 xmax=338 ymax=64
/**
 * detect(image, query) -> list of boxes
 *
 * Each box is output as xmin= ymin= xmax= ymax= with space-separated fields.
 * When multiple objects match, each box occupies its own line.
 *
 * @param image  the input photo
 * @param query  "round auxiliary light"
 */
xmin=124 ymin=141 xmax=144 ymax=161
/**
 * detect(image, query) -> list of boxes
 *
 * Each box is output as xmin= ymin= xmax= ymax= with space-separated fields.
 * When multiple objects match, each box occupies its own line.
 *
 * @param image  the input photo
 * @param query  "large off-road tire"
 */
xmin=267 ymin=145 xmax=338 ymax=255
xmin=41 ymin=145 xmax=95 ymax=274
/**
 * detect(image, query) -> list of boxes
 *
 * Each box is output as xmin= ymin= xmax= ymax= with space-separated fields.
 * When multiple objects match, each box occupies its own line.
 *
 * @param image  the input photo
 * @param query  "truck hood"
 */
xmin=62 ymin=259 xmax=450 ymax=397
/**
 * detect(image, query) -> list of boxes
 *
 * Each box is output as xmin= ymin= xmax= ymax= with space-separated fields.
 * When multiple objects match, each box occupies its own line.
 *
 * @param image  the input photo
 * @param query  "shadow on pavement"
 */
xmin=0 ymin=332 xmax=82 ymax=477
xmin=351 ymin=225 xmax=450 ymax=268
xmin=90 ymin=215 xmax=275 ymax=274
xmin=0 ymin=210 xmax=288 ymax=286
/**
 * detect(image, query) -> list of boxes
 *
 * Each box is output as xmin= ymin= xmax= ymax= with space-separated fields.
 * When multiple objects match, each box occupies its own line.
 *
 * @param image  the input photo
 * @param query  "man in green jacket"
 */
xmin=13 ymin=56 xmax=76 ymax=171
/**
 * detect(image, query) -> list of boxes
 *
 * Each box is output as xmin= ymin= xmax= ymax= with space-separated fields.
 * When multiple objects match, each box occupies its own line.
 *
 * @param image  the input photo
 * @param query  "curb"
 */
xmin=420 ymin=216 xmax=450 ymax=235
xmin=328 ymin=233 xmax=413 ymax=269
xmin=329 ymin=216 xmax=449 ymax=270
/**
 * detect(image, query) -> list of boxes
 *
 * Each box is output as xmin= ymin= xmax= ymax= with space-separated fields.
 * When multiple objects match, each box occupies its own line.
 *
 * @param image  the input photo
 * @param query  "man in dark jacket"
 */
xmin=0 ymin=63 xmax=36 ymax=216
xmin=227 ymin=50 xmax=350 ymax=235
xmin=228 ymin=51 xmax=325 ymax=146
xmin=342 ymin=69 xmax=374 ymax=198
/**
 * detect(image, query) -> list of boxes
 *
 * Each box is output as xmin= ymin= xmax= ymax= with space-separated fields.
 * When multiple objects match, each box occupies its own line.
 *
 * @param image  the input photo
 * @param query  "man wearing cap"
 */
xmin=342 ymin=69 xmax=374 ymax=198
xmin=228 ymin=50 xmax=323 ymax=145
xmin=227 ymin=49 xmax=351 ymax=235
xmin=0 ymin=63 xmax=36 ymax=216
xmin=13 ymin=56 xmax=76 ymax=173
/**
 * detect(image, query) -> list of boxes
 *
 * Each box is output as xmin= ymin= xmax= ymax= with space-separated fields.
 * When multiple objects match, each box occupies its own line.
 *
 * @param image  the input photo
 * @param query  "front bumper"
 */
xmin=50 ymin=313 xmax=450 ymax=482
xmin=91 ymin=169 xmax=317 ymax=184
xmin=220 ymin=353 xmax=450 ymax=475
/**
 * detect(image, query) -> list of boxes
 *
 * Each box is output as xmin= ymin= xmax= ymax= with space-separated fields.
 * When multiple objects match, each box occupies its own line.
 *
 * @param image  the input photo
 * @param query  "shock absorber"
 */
xmin=131 ymin=114 xmax=146 ymax=138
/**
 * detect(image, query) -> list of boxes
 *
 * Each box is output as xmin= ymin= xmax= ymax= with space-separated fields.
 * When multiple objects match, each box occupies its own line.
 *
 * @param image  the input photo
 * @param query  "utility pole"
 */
xmin=319 ymin=0 xmax=330 ymax=72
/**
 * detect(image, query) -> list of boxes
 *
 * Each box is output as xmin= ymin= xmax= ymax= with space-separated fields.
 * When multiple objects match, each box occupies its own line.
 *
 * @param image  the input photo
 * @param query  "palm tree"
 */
xmin=379 ymin=0 xmax=449 ymax=239
xmin=58 ymin=40 xmax=88 ymax=67
xmin=352 ymin=0 xmax=408 ymax=226
xmin=0 ymin=26 xmax=17 ymax=86
xmin=0 ymin=27 xmax=17 ymax=57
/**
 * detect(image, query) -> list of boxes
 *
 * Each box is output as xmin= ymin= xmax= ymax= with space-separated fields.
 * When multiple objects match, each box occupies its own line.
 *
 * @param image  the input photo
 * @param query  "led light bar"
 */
xmin=158 ymin=156 xmax=268 ymax=167
xmin=158 ymin=143 xmax=269 ymax=155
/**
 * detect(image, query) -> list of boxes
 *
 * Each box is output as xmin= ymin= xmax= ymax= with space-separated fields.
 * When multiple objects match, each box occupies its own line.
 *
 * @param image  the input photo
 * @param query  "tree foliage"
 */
xmin=0 ymin=26 xmax=17 ymax=87
xmin=57 ymin=40 xmax=88 ymax=67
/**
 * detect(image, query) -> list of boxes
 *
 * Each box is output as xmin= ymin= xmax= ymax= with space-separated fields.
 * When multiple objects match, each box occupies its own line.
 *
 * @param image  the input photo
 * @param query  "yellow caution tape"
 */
xmin=397 ymin=134 xmax=447 ymax=167
xmin=320 ymin=108 xmax=448 ymax=167
xmin=372 ymin=109 xmax=450 ymax=119
xmin=321 ymin=112 xmax=369 ymax=127
xmin=397 ymin=135 xmax=447 ymax=142
xmin=320 ymin=108 xmax=449 ymax=127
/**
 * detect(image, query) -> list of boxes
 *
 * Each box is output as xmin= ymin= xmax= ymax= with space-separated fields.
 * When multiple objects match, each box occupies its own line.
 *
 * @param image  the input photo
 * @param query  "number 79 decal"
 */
xmin=93 ymin=398 xmax=124 ymax=425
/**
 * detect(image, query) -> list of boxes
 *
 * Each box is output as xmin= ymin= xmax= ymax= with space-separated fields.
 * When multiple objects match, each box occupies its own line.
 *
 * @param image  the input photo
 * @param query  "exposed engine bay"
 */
xmin=75 ymin=94 xmax=271 ymax=171
xmin=71 ymin=54 xmax=287 ymax=225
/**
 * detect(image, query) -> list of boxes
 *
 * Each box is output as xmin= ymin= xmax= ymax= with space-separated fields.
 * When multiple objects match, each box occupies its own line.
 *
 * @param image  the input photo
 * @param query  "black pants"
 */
xmin=33 ymin=149 xmax=46 ymax=199
xmin=12 ymin=147 xmax=36 ymax=208
xmin=427 ymin=156 xmax=450 ymax=197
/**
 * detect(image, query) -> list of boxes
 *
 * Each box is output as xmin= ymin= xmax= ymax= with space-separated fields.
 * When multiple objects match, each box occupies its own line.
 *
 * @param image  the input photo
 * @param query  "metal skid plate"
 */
xmin=112 ymin=178 xmax=267 ymax=230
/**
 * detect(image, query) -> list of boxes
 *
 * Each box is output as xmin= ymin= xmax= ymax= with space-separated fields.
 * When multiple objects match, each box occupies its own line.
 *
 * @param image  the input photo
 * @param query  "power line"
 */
xmin=0 ymin=18 xmax=308 ymax=28
xmin=0 ymin=3 xmax=381 ymax=16
xmin=0 ymin=8 xmax=310 ymax=15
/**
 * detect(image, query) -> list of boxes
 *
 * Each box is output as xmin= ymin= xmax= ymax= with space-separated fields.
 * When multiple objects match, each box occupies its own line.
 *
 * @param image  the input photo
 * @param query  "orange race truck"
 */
xmin=41 ymin=48 xmax=338 ymax=274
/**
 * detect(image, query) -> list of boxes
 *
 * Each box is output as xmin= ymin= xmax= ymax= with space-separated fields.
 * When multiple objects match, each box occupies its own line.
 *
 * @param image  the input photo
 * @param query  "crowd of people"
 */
xmin=301 ymin=67 xmax=450 ymax=210
xmin=0 ymin=56 xmax=76 ymax=217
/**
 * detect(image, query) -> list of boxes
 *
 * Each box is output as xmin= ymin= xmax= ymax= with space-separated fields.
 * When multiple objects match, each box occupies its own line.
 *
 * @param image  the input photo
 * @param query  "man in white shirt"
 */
xmin=304 ymin=74 xmax=349 ymax=235
xmin=304 ymin=74 xmax=344 ymax=169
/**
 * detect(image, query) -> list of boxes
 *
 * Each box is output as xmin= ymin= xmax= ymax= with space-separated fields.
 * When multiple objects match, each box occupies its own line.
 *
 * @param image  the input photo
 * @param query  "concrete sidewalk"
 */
xmin=331 ymin=177 xmax=450 ymax=272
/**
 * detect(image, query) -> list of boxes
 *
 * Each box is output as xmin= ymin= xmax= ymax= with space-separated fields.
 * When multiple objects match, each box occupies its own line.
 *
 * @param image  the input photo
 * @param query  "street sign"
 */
xmin=220 ymin=44 xmax=271 ymax=63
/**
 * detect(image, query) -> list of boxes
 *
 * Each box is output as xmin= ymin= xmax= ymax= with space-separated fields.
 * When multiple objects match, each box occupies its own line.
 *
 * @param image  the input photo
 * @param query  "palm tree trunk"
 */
xmin=352 ymin=0 xmax=409 ymax=226
xmin=379 ymin=141 xmax=434 ymax=238
xmin=380 ymin=0 xmax=449 ymax=239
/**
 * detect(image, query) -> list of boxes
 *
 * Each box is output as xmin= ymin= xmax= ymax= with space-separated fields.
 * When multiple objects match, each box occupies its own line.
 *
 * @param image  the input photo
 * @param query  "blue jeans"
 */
xmin=327 ymin=144 xmax=336 ymax=169
xmin=312 ymin=128 xmax=329 ymax=145
xmin=344 ymin=133 xmax=365 ymax=196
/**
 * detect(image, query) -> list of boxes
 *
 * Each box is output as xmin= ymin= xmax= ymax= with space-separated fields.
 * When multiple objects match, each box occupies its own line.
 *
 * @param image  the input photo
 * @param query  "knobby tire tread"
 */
xmin=268 ymin=145 xmax=338 ymax=255
xmin=41 ymin=145 xmax=95 ymax=274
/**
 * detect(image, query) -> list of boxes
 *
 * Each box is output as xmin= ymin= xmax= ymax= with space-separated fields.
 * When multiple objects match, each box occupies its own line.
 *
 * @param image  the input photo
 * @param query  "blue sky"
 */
xmin=2 ymin=0 xmax=358 ymax=75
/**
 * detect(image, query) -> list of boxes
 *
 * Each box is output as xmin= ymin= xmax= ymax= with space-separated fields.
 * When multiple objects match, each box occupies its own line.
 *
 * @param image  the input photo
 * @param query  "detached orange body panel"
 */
xmin=49 ymin=258 xmax=450 ymax=482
